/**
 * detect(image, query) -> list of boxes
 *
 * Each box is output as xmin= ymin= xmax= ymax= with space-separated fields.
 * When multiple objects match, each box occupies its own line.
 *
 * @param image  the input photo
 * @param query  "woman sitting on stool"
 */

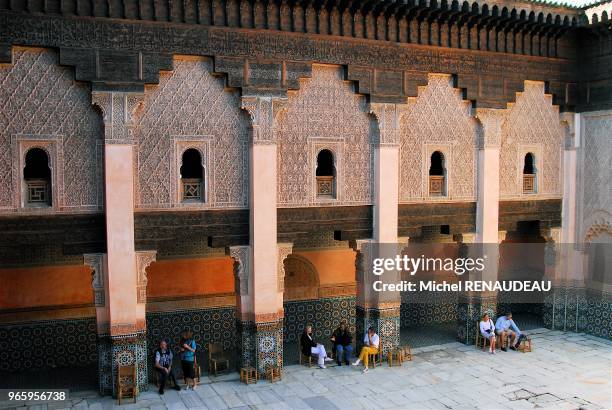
xmin=301 ymin=325 xmax=333 ymax=369
xmin=480 ymin=313 xmax=497 ymax=354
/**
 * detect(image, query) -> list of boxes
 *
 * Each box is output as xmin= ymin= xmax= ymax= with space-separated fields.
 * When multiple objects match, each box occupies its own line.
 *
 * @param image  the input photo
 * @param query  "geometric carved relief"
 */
xmin=227 ymin=245 xmax=251 ymax=296
xmin=135 ymin=56 xmax=248 ymax=209
xmin=0 ymin=48 xmax=101 ymax=213
xmin=400 ymin=74 xmax=478 ymax=202
xmin=135 ymin=250 xmax=156 ymax=304
xmin=500 ymin=81 xmax=564 ymax=199
xmin=277 ymin=65 xmax=372 ymax=207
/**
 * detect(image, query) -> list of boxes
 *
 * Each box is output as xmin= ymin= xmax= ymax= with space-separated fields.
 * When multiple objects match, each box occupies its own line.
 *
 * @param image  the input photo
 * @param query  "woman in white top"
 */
xmin=479 ymin=313 xmax=497 ymax=354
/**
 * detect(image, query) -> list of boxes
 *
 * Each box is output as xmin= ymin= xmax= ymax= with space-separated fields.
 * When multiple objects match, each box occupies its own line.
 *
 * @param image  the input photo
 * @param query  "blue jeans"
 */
xmin=335 ymin=344 xmax=353 ymax=362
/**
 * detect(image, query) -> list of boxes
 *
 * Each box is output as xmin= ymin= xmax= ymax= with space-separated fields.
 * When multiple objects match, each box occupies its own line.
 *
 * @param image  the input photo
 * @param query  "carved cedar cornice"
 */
xmin=226 ymin=245 xmax=250 ymax=296
xmin=83 ymin=253 xmax=105 ymax=307
xmin=91 ymin=91 xmax=144 ymax=144
xmin=135 ymin=250 xmax=156 ymax=304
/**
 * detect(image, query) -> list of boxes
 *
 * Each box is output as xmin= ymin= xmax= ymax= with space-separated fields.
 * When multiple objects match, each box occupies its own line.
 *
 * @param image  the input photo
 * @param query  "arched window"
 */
xmin=316 ymin=149 xmax=336 ymax=198
xmin=523 ymin=152 xmax=536 ymax=194
xmin=180 ymin=149 xmax=204 ymax=202
xmin=429 ymin=151 xmax=446 ymax=196
xmin=23 ymin=148 xmax=52 ymax=206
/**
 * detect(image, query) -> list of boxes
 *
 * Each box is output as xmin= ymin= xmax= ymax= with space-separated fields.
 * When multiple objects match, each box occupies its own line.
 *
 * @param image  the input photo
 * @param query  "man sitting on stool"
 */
xmin=495 ymin=312 xmax=522 ymax=351
xmin=154 ymin=340 xmax=181 ymax=394
xmin=352 ymin=327 xmax=379 ymax=373
xmin=331 ymin=321 xmax=353 ymax=366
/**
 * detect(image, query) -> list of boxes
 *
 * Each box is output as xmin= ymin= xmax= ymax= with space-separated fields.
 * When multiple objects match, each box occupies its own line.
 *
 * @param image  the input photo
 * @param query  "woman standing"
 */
xmin=180 ymin=329 xmax=197 ymax=389
xmin=479 ymin=313 xmax=497 ymax=354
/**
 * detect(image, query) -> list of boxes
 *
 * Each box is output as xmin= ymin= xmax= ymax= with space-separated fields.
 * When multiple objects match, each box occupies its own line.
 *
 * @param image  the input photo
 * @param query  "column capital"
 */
xmin=241 ymin=95 xmax=288 ymax=145
xmin=91 ymin=91 xmax=144 ymax=144
xmin=226 ymin=245 xmax=251 ymax=296
xmin=84 ymin=253 xmax=106 ymax=308
xmin=368 ymin=102 xmax=409 ymax=146
xmin=277 ymin=243 xmax=293 ymax=293
xmin=475 ymin=107 xmax=506 ymax=149
xmin=559 ymin=112 xmax=577 ymax=150
xmin=135 ymin=250 xmax=156 ymax=304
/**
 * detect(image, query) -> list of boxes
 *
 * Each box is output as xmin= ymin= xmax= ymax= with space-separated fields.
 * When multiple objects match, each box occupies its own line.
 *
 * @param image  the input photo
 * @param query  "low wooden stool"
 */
xmin=387 ymin=349 xmax=403 ymax=367
xmin=518 ymin=337 xmax=532 ymax=353
xmin=399 ymin=345 xmax=412 ymax=361
xmin=265 ymin=365 xmax=281 ymax=383
xmin=240 ymin=367 xmax=258 ymax=384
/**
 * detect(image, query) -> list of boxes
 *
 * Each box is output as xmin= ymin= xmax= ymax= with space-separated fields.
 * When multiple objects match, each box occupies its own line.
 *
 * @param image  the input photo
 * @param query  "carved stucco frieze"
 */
xmin=136 ymin=250 xmax=156 ymax=304
xmin=83 ymin=253 xmax=105 ymax=307
xmin=91 ymin=91 xmax=144 ymax=145
xmin=277 ymin=242 xmax=293 ymax=293
xmin=241 ymin=95 xmax=287 ymax=145
xmin=368 ymin=103 xmax=409 ymax=146
xmin=475 ymin=108 xmax=506 ymax=149
xmin=227 ymin=245 xmax=251 ymax=296
xmin=0 ymin=49 xmax=101 ymax=213
xmin=500 ymin=81 xmax=564 ymax=199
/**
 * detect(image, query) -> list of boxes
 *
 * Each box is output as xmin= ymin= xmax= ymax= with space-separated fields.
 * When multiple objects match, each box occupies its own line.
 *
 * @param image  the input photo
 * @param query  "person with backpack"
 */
xmin=179 ymin=329 xmax=197 ymax=390
xmin=154 ymin=339 xmax=181 ymax=394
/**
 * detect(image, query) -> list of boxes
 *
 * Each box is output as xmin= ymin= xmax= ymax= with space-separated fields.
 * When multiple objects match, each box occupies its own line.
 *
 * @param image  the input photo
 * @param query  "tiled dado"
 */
xmin=98 ymin=332 xmax=148 ymax=396
xmin=544 ymin=287 xmax=612 ymax=340
xmin=145 ymin=307 xmax=237 ymax=380
xmin=237 ymin=319 xmax=283 ymax=374
xmin=457 ymin=294 xmax=498 ymax=345
xmin=283 ymin=296 xmax=356 ymax=345
xmin=400 ymin=291 xmax=458 ymax=327
xmin=0 ymin=317 xmax=98 ymax=372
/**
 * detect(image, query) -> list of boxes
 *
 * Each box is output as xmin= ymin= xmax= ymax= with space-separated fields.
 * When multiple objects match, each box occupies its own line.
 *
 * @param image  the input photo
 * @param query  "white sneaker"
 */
xmin=318 ymin=364 xmax=326 ymax=369
xmin=362 ymin=368 xmax=369 ymax=374
xmin=352 ymin=359 xmax=361 ymax=366
xmin=324 ymin=357 xmax=333 ymax=362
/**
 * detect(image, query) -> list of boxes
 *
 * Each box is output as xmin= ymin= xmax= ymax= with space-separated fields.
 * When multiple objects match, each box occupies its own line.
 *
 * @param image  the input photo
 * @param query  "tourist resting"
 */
xmin=331 ymin=321 xmax=353 ymax=366
xmin=301 ymin=325 xmax=334 ymax=369
xmin=480 ymin=313 xmax=497 ymax=354
xmin=179 ymin=329 xmax=197 ymax=390
xmin=495 ymin=312 xmax=521 ymax=351
xmin=154 ymin=340 xmax=181 ymax=394
xmin=352 ymin=327 xmax=379 ymax=373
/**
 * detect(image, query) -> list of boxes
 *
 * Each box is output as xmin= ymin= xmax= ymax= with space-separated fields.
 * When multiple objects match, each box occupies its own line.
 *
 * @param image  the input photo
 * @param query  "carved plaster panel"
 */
xmin=277 ymin=243 xmax=293 ymax=293
xmin=277 ymin=65 xmax=373 ymax=207
xmin=227 ymin=245 xmax=251 ymax=296
xmin=84 ymin=253 xmax=105 ymax=307
xmin=500 ymin=81 xmax=564 ymax=199
xmin=0 ymin=48 xmax=101 ymax=213
xmin=135 ymin=57 xmax=248 ymax=209
xmin=135 ymin=250 xmax=157 ymax=304
xmin=399 ymin=74 xmax=478 ymax=202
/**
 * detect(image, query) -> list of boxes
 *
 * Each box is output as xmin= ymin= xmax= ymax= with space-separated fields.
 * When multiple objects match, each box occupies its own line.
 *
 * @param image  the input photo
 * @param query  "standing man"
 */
xmin=331 ymin=321 xmax=353 ymax=366
xmin=495 ymin=312 xmax=522 ymax=351
xmin=154 ymin=340 xmax=181 ymax=394
xmin=352 ymin=327 xmax=379 ymax=373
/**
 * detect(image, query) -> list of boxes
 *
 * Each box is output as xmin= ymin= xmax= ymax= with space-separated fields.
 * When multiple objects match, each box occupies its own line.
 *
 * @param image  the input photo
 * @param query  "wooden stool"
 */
xmin=387 ymin=349 xmax=403 ymax=367
xmin=240 ymin=367 xmax=258 ymax=384
xmin=399 ymin=345 xmax=412 ymax=361
xmin=265 ymin=365 xmax=281 ymax=383
xmin=518 ymin=337 xmax=532 ymax=353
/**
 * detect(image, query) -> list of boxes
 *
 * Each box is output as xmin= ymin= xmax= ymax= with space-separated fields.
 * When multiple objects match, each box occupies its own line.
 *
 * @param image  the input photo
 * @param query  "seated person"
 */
xmin=331 ymin=321 xmax=353 ymax=366
xmin=495 ymin=312 xmax=521 ymax=351
xmin=300 ymin=325 xmax=333 ymax=369
xmin=479 ymin=313 xmax=497 ymax=354
xmin=154 ymin=340 xmax=181 ymax=394
xmin=352 ymin=327 xmax=379 ymax=373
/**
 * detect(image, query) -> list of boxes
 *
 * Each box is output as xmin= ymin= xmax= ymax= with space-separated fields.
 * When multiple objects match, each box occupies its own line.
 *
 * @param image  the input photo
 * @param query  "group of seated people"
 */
xmin=154 ymin=329 xmax=198 ymax=394
xmin=300 ymin=321 xmax=380 ymax=373
xmin=479 ymin=312 xmax=523 ymax=354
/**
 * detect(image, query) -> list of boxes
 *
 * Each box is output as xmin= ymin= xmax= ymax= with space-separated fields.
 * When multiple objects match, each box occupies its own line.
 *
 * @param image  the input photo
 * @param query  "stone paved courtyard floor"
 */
xmin=2 ymin=329 xmax=611 ymax=410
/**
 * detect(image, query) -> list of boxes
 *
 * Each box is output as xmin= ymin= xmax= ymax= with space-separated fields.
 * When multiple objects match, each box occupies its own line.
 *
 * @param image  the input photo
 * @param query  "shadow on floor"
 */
xmin=1 ymin=365 xmax=98 ymax=391
xmin=400 ymin=322 xmax=457 ymax=348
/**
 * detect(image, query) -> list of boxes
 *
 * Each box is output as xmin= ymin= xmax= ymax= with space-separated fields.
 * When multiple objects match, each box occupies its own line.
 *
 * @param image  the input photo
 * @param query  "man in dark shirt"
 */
xmin=331 ymin=321 xmax=353 ymax=366
xmin=154 ymin=340 xmax=181 ymax=394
